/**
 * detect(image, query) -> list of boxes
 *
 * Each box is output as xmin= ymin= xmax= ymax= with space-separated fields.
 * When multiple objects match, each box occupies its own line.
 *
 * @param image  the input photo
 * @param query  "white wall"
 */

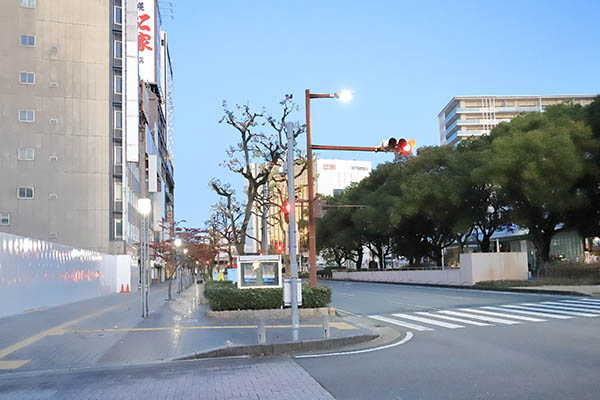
xmin=0 ymin=232 xmax=131 ymax=319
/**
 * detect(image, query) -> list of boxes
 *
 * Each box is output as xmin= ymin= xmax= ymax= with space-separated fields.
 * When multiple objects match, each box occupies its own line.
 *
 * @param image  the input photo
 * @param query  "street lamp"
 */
xmin=305 ymin=89 xmax=352 ymax=286
xmin=138 ymin=198 xmax=152 ymax=318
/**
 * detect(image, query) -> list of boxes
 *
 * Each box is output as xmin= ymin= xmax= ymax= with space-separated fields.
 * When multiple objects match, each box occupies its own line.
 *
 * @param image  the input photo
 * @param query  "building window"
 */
xmin=114 ymin=110 xmax=123 ymax=130
xmin=20 ymin=0 xmax=36 ymax=8
xmin=114 ymin=181 xmax=123 ymax=201
xmin=114 ymin=6 xmax=122 ymax=24
xmin=0 ymin=213 xmax=9 ymax=226
xmin=19 ymin=72 xmax=35 ymax=85
xmin=114 ymin=145 xmax=123 ymax=165
xmin=17 ymin=147 xmax=35 ymax=160
xmin=20 ymin=34 xmax=35 ymax=47
xmin=114 ymin=75 xmax=122 ymax=94
xmin=18 ymin=109 xmax=35 ymax=122
xmin=17 ymin=186 xmax=34 ymax=199
xmin=114 ymin=40 xmax=122 ymax=59
xmin=114 ymin=217 xmax=123 ymax=238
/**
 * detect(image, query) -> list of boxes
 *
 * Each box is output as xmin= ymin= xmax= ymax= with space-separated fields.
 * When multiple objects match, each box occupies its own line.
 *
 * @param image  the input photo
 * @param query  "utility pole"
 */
xmin=262 ymin=183 xmax=269 ymax=255
xmin=286 ymin=122 xmax=300 ymax=341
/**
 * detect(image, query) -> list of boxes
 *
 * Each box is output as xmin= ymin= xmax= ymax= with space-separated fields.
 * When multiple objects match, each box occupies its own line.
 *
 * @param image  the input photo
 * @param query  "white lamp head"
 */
xmin=138 ymin=198 xmax=152 ymax=216
xmin=174 ymin=238 xmax=182 ymax=247
xmin=334 ymin=90 xmax=353 ymax=102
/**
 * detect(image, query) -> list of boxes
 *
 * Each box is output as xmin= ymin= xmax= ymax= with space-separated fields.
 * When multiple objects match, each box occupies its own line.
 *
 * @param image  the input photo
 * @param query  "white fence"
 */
xmin=0 ymin=232 xmax=131 ymax=319
xmin=332 ymin=252 xmax=528 ymax=286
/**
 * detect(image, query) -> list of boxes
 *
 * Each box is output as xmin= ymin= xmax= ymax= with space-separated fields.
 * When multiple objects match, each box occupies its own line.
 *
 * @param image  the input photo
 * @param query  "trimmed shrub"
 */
xmin=204 ymin=283 xmax=332 ymax=311
xmin=301 ymin=284 xmax=332 ymax=308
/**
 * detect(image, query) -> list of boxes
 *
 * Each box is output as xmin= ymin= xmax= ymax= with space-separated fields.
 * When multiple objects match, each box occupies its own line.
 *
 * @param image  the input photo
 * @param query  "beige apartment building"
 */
xmin=0 ymin=0 xmax=174 ymax=260
xmin=438 ymin=95 xmax=597 ymax=146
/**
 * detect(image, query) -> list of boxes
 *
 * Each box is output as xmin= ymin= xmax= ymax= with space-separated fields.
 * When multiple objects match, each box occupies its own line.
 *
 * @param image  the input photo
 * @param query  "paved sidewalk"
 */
xmin=0 ymin=281 xmax=367 ymax=373
xmin=0 ymin=356 xmax=335 ymax=400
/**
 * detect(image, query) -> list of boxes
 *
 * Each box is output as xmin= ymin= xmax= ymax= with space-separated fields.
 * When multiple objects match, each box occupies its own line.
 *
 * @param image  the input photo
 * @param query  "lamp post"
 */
xmin=305 ymin=89 xmax=353 ymax=286
xmin=174 ymin=237 xmax=182 ymax=294
xmin=138 ymin=198 xmax=152 ymax=318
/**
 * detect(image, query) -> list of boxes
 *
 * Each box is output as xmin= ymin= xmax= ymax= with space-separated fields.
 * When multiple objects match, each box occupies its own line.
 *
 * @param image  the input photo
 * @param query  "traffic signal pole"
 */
xmin=285 ymin=122 xmax=300 ymax=341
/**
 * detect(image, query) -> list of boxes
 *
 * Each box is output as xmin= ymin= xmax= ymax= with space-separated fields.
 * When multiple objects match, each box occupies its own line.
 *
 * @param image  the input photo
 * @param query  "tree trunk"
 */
xmin=167 ymin=268 xmax=173 ymax=300
xmin=355 ymin=247 xmax=364 ymax=269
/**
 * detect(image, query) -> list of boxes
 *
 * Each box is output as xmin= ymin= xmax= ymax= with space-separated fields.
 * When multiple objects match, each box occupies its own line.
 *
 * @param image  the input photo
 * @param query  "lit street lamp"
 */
xmin=305 ymin=89 xmax=352 ymax=286
xmin=138 ymin=198 xmax=152 ymax=318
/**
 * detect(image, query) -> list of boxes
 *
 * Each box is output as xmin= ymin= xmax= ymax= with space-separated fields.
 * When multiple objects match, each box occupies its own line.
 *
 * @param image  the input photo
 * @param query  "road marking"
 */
xmin=543 ymin=301 xmax=600 ymax=311
xmin=492 ymin=305 xmax=573 ymax=319
xmin=67 ymin=322 xmax=358 ymax=334
xmin=438 ymin=310 xmax=521 ymax=325
xmin=559 ymin=300 xmax=600 ymax=308
xmin=295 ymin=331 xmax=414 ymax=359
xmin=0 ymin=360 xmax=29 ymax=370
xmin=571 ymin=298 xmax=600 ymax=303
xmin=386 ymin=300 xmax=434 ymax=310
xmin=369 ymin=315 xmax=433 ymax=331
xmin=415 ymin=312 xmax=492 ymax=326
xmin=519 ymin=303 xmax=599 ymax=317
xmin=458 ymin=308 xmax=545 ymax=322
xmin=390 ymin=313 xmax=464 ymax=329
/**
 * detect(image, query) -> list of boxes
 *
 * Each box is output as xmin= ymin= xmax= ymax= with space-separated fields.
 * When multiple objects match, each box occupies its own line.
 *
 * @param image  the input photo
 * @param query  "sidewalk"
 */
xmin=507 ymin=285 xmax=600 ymax=297
xmin=0 ymin=281 xmax=371 ymax=374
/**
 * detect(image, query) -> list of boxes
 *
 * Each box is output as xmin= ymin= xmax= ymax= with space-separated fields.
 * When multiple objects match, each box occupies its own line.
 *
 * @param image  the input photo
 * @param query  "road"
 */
xmin=295 ymin=281 xmax=600 ymax=399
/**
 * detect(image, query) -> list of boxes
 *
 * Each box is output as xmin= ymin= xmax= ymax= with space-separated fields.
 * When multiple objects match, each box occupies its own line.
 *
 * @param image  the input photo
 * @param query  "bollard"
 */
xmin=323 ymin=314 xmax=330 ymax=339
xmin=258 ymin=320 xmax=266 ymax=344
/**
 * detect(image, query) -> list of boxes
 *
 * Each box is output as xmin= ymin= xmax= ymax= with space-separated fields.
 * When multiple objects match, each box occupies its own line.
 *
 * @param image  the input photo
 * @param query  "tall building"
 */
xmin=438 ymin=95 xmax=596 ymax=146
xmin=0 ymin=0 xmax=174 ymax=273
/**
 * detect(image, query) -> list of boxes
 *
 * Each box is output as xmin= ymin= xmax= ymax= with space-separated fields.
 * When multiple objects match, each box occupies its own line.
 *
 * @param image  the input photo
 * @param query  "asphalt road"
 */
xmin=295 ymin=281 xmax=600 ymax=400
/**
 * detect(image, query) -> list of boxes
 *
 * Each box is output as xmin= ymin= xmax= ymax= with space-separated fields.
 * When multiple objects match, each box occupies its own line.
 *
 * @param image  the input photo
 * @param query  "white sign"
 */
xmin=137 ymin=0 xmax=156 ymax=82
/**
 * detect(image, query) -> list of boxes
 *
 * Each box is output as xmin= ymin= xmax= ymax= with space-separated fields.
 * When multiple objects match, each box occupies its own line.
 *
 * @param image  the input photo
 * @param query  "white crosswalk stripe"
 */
xmin=482 ymin=306 xmax=573 ymax=319
xmin=558 ymin=300 xmax=600 ymax=309
xmin=369 ymin=315 xmax=434 ymax=331
xmin=543 ymin=301 xmax=600 ymax=311
xmin=367 ymin=298 xmax=595 ymax=333
xmin=438 ymin=310 xmax=521 ymax=325
xmin=415 ymin=312 xmax=492 ymax=326
xmin=572 ymin=298 xmax=600 ymax=303
xmin=519 ymin=303 xmax=599 ymax=317
xmin=457 ymin=308 xmax=546 ymax=322
xmin=390 ymin=313 xmax=464 ymax=329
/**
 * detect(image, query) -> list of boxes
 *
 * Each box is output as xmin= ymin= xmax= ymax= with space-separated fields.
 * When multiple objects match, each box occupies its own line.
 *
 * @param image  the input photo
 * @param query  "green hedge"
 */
xmin=204 ymin=282 xmax=332 ymax=311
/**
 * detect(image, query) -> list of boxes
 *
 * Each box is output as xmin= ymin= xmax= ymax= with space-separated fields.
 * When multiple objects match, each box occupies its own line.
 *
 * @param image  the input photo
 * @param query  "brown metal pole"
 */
xmin=311 ymin=145 xmax=379 ymax=152
xmin=305 ymin=89 xmax=317 ymax=287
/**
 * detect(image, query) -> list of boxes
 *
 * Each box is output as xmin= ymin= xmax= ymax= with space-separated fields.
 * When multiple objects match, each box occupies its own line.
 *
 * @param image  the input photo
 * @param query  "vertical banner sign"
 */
xmin=137 ymin=0 xmax=156 ymax=82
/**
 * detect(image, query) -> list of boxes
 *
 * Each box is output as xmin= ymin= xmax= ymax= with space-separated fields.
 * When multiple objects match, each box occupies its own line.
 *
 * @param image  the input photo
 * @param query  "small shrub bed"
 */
xmin=204 ymin=282 xmax=332 ymax=311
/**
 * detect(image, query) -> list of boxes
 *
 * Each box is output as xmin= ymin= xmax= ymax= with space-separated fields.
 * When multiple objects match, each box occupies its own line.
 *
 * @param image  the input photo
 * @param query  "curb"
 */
xmin=176 ymin=334 xmax=379 ymax=360
xmin=328 ymin=279 xmax=592 ymax=297
xmin=206 ymin=307 xmax=335 ymax=319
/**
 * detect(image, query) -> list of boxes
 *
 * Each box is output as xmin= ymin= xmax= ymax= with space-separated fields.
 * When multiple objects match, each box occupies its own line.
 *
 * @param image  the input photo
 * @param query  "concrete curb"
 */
xmin=206 ymin=307 xmax=336 ymax=319
xmin=328 ymin=279 xmax=592 ymax=297
xmin=176 ymin=334 xmax=379 ymax=360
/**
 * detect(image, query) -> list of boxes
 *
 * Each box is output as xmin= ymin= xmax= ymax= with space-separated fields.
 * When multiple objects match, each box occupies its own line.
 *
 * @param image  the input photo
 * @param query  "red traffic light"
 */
xmin=282 ymin=201 xmax=291 ymax=215
xmin=396 ymin=138 xmax=416 ymax=155
xmin=275 ymin=242 xmax=284 ymax=253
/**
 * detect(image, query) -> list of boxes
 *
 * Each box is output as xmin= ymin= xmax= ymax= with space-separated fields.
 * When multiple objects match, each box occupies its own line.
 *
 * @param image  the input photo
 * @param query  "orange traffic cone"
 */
xmin=120 ymin=284 xmax=124 ymax=293
xmin=126 ymin=284 xmax=130 ymax=293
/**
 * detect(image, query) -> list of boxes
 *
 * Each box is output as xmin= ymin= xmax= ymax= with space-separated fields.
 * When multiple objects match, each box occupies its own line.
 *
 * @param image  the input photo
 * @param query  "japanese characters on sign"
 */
xmin=137 ymin=0 xmax=155 ymax=81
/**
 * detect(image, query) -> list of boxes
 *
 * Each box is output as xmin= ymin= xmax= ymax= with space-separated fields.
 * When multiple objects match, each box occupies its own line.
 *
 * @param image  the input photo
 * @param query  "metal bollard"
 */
xmin=258 ymin=320 xmax=266 ymax=344
xmin=323 ymin=314 xmax=330 ymax=339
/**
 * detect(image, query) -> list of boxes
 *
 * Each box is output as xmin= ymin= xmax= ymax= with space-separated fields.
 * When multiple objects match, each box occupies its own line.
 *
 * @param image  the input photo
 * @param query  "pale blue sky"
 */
xmin=162 ymin=0 xmax=600 ymax=228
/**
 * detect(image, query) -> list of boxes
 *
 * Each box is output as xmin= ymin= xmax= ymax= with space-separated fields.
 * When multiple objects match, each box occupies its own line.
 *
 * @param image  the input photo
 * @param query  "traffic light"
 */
xmin=281 ymin=200 xmax=291 ymax=223
xmin=375 ymin=138 xmax=416 ymax=155
xmin=275 ymin=242 xmax=284 ymax=253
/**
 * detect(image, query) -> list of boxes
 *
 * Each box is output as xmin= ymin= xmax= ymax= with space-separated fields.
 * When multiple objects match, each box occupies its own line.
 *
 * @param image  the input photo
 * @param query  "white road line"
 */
xmin=390 ymin=313 xmax=464 ymax=329
xmin=520 ymin=303 xmax=599 ymax=317
xmin=458 ymin=308 xmax=546 ymax=322
xmin=558 ymin=300 xmax=600 ymax=309
xmin=571 ymin=298 xmax=600 ymax=303
xmin=543 ymin=301 xmax=600 ymax=311
xmin=438 ymin=310 xmax=521 ymax=325
xmin=295 ymin=331 xmax=414 ymax=359
xmin=415 ymin=312 xmax=492 ymax=326
xmin=369 ymin=315 xmax=434 ymax=331
xmin=507 ymin=304 xmax=598 ymax=317
xmin=494 ymin=305 xmax=573 ymax=319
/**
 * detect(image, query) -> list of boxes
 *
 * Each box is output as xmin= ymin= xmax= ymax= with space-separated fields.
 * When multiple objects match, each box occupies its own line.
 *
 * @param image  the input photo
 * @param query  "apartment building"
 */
xmin=0 ymin=0 xmax=174 ymax=266
xmin=438 ymin=95 xmax=597 ymax=146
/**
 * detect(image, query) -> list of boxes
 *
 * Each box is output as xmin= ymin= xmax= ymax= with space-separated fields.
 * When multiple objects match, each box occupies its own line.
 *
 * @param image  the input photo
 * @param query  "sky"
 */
xmin=161 ymin=0 xmax=600 ymax=229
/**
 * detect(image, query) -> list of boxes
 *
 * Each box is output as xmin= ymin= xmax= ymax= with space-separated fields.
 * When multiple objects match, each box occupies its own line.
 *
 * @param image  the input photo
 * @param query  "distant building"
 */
xmin=438 ymin=95 xmax=596 ymax=146
xmin=0 ymin=0 xmax=175 ymax=281
xmin=245 ymin=159 xmax=372 ymax=255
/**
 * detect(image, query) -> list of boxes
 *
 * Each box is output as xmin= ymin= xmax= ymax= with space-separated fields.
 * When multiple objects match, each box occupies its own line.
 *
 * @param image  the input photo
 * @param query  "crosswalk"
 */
xmin=368 ymin=298 xmax=600 ymax=332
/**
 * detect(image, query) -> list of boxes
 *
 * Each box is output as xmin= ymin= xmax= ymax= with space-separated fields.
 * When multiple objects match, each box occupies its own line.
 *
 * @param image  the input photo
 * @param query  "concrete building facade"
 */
xmin=438 ymin=95 xmax=596 ymax=146
xmin=0 ymin=0 xmax=174 ymax=267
